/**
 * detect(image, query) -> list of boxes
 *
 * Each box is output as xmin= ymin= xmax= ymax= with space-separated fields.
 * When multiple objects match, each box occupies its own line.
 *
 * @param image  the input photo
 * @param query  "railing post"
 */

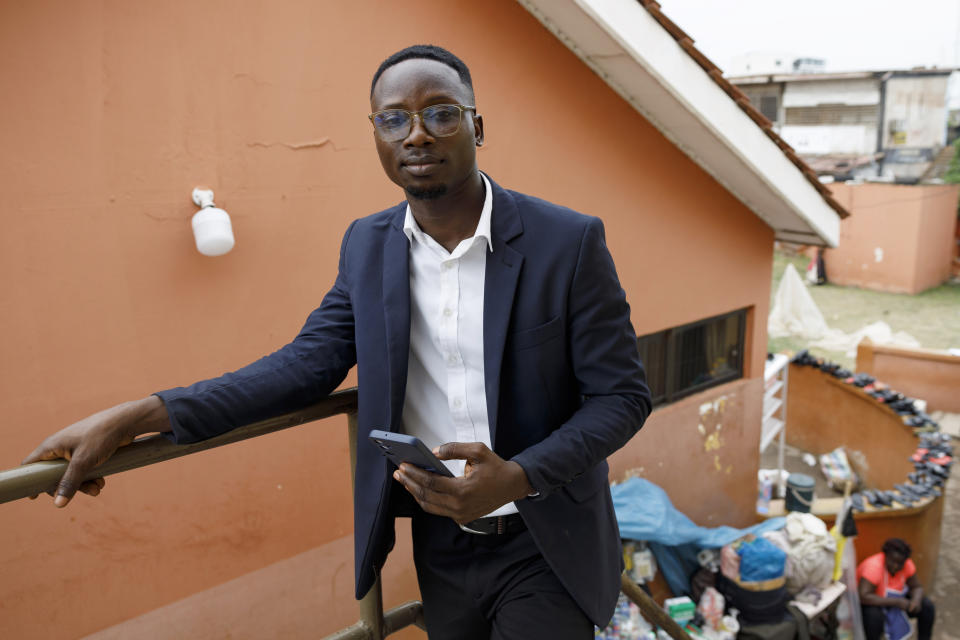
xmin=620 ymin=573 xmax=693 ymax=640
xmin=348 ymin=412 xmax=384 ymax=640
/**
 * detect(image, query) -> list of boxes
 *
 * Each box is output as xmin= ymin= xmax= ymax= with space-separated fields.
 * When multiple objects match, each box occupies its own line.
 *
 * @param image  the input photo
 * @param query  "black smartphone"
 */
xmin=368 ymin=430 xmax=455 ymax=477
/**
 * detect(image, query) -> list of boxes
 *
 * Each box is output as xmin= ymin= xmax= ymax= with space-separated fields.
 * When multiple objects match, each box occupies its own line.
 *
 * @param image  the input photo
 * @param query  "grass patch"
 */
xmin=768 ymin=250 xmax=960 ymax=370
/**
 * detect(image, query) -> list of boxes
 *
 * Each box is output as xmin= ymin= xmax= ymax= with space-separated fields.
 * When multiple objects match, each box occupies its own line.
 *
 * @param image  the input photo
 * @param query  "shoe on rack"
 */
xmin=891 ymin=492 xmax=915 ymax=507
xmin=850 ymin=493 xmax=865 ymax=512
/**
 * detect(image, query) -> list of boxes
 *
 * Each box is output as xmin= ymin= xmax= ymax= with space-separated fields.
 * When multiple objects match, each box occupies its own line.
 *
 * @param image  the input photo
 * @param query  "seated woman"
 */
xmin=857 ymin=538 xmax=935 ymax=640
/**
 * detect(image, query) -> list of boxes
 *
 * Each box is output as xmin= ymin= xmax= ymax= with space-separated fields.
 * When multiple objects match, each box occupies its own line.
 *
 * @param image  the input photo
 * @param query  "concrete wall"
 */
xmin=608 ymin=378 xmax=765 ymax=528
xmin=785 ymin=365 xmax=916 ymax=489
xmin=782 ymin=78 xmax=880 ymax=108
xmin=824 ymin=183 xmax=959 ymax=293
xmin=0 ymin=1 xmax=775 ymax=637
xmin=883 ymin=75 xmax=949 ymax=150
xmin=784 ymin=363 xmax=944 ymax=586
xmin=780 ymin=124 xmax=877 ymax=155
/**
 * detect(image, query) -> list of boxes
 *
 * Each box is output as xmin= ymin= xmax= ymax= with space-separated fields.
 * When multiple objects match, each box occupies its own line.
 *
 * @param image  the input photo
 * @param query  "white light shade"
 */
xmin=191 ymin=207 xmax=235 ymax=256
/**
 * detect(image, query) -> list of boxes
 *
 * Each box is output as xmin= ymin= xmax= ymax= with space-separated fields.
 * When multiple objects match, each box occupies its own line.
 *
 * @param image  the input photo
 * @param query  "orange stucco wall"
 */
xmin=609 ymin=378 xmax=765 ymax=528
xmin=825 ymin=183 xmax=959 ymax=294
xmin=0 ymin=2 xmax=775 ymax=638
xmin=858 ymin=339 xmax=960 ymax=413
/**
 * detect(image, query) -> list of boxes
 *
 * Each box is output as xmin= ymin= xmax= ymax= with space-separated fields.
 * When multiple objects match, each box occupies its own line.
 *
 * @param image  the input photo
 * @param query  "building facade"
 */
xmin=732 ymin=69 xmax=953 ymax=182
xmin=0 ymin=1 xmax=842 ymax=637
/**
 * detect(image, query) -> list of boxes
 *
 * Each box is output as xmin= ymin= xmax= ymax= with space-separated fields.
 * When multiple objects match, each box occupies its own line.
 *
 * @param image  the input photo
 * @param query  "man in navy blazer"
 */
xmin=24 ymin=46 xmax=650 ymax=638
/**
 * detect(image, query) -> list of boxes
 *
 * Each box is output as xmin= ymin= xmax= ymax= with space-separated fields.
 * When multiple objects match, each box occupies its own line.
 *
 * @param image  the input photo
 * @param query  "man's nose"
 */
xmin=403 ymin=113 xmax=434 ymax=146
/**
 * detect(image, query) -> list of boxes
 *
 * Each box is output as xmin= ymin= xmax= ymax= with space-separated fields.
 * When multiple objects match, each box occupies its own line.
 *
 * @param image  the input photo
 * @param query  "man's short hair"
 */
xmin=371 ymin=44 xmax=474 ymax=98
xmin=882 ymin=538 xmax=912 ymax=558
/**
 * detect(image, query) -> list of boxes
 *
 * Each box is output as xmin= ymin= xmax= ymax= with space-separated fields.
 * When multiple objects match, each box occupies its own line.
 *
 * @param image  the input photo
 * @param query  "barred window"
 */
xmin=637 ymin=309 xmax=747 ymax=407
xmin=759 ymin=96 xmax=779 ymax=122
xmin=784 ymin=104 xmax=879 ymax=126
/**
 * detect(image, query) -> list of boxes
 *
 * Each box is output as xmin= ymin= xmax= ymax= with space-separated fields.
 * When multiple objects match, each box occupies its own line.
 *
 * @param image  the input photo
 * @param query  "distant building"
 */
xmin=728 ymin=51 xmax=826 ymax=76
xmin=730 ymin=69 xmax=954 ymax=183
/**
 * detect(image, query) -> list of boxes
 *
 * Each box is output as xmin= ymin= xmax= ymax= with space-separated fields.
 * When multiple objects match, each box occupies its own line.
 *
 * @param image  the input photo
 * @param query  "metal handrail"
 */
xmin=0 ymin=389 xmax=359 ymax=504
xmin=1 ymin=388 xmax=687 ymax=640
xmin=1 ymin=388 xmax=425 ymax=639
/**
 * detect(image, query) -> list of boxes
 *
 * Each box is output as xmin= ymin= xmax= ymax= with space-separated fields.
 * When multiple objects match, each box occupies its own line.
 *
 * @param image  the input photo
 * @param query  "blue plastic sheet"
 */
xmin=612 ymin=477 xmax=785 ymax=595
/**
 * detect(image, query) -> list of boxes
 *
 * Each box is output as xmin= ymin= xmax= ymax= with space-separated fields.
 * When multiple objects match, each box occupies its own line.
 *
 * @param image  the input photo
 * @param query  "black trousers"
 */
xmin=861 ymin=597 xmax=935 ymax=640
xmin=410 ymin=512 xmax=594 ymax=640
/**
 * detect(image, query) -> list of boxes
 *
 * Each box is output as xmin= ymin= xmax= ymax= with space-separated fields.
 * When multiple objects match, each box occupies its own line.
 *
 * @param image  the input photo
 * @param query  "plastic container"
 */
xmin=785 ymin=473 xmax=815 ymax=513
xmin=664 ymin=596 xmax=696 ymax=623
xmin=757 ymin=471 xmax=774 ymax=514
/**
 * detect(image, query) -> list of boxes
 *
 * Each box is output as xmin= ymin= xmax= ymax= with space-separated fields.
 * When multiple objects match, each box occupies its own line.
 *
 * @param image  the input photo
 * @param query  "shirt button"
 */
xmin=453 ymin=398 xmax=463 ymax=408
xmin=448 ymin=354 xmax=459 ymax=365
xmin=443 ymin=308 xmax=452 ymax=317
xmin=442 ymin=262 xmax=453 ymax=271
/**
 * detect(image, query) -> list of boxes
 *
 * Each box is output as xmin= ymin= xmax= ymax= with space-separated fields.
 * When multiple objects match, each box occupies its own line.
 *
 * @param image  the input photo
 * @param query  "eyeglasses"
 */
xmin=368 ymin=104 xmax=476 ymax=142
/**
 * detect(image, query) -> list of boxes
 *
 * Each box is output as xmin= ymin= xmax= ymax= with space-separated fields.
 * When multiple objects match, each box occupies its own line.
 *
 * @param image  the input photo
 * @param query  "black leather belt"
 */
xmin=461 ymin=513 xmax=526 ymax=535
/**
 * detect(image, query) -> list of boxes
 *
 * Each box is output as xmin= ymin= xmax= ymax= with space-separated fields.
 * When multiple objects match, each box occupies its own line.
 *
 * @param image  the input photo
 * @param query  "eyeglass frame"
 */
xmin=368 ymin=104 xmax=477 ymax=142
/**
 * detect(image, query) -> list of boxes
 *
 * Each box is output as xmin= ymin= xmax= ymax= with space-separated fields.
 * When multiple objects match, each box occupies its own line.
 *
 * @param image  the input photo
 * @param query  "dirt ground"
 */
xmin=931 ymin=470 xmax=959 ymax=640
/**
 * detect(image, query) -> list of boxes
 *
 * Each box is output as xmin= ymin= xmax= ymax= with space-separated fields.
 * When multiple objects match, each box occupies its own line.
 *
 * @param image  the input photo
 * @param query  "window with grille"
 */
xmin=759 ymin=96 xmax=779 ymax=122
xmin=637 ymin=309 xmax=747 ymax=407
xmin=784 ymin=104 xmax=879 ymax=126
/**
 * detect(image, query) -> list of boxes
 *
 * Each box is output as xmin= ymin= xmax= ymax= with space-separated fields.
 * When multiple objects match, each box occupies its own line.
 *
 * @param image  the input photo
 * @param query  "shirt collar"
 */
xmin=402 ymin=172 xmax=493 ymax=253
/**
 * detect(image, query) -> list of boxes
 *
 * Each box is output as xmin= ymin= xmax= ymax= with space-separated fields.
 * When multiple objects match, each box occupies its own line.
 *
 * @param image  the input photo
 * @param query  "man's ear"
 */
xmin=474 ymin=114 xmax=484 ymax=147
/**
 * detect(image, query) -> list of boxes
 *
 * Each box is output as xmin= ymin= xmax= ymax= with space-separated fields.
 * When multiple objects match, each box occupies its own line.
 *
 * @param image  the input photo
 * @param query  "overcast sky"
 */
xmin=656 ymin=0 xmax=960 ymax=74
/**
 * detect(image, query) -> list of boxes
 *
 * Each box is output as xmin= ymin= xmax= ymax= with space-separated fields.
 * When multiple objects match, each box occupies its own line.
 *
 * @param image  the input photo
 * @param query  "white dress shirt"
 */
xmin=401 ymin=173 xmax=517 ymax=517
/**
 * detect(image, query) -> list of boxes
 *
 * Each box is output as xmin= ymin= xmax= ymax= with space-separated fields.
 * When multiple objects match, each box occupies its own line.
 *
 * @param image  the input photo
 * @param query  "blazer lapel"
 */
xmin=382 ymin=207 xmax=411 ymax=432
xmin=484 ymin=181 xmax=524 ymax=449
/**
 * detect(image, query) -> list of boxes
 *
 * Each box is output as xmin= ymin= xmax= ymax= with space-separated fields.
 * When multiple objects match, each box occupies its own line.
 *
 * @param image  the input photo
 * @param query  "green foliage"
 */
xmin=943 ymin=138 xmax=960 ymax=184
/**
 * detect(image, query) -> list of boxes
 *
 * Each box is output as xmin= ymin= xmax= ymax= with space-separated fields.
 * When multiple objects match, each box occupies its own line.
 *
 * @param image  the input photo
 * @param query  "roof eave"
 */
xmin=516 ymin=0 xmax=842 ymax=246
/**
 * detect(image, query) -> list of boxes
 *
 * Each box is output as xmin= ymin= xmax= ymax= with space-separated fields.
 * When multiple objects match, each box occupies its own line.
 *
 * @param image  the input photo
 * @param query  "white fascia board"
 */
xmin=517 ymin=0 xmax=840 ymax=246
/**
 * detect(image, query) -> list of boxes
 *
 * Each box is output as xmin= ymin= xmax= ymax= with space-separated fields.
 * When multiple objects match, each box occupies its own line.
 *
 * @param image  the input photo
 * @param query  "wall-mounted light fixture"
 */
xmin=191 ymin=187 xmax=235 ymax=256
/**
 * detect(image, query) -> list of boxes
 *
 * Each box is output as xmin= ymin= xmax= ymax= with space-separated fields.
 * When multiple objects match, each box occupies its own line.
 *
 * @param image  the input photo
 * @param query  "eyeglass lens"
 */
xmin=373 ymin=105 xmax=464 ymax=141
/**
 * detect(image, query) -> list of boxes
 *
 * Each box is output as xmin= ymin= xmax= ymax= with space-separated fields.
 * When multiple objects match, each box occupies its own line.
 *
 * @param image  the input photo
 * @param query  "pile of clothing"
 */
xmin=763 ymin=512 xmax=837 ymax=599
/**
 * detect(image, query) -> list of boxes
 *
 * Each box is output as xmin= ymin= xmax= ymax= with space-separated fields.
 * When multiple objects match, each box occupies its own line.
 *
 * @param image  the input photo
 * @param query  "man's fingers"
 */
xmin=21 ymin=443 xmax=70 ymax=466
xmin=54 ymin=457 xmax=92 ymax=507
xmin=434 ymin=441 xmax=489 ymax=463
xmin=399 ymin=464 xmax=454 ymax=493
xmin=79 ymin=478 xmax=106 ymax=497
xmin=394 ymin=466 xmax=457 ymax=511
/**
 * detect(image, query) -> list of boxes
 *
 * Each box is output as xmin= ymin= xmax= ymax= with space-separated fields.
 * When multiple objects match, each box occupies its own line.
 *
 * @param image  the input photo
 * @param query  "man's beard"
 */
xmin=405 ymin=184 xmax=448 ymax=200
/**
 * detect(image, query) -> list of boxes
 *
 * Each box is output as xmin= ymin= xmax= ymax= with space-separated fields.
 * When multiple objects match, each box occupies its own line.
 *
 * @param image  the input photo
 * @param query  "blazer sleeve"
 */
xmin=510 ymin=217 xmax=651 ymax=497
xmin=155 ymin=221 xmax=359 ymax=444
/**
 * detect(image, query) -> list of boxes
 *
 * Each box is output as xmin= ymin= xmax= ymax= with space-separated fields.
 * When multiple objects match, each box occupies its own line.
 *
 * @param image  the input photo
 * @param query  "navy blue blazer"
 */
xmin=157 ymin=178 xmax=651 ymax=626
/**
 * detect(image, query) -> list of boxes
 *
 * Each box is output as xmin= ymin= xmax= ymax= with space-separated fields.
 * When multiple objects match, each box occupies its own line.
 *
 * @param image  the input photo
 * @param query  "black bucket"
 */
xmin=785 ymin=473 xmax=815 ymax=513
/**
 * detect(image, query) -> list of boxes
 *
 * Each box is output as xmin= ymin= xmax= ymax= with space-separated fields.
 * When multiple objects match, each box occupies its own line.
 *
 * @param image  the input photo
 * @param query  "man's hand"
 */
xmin=392 ymin=442 xmax=534 ymax=524
xmin=888 ymin=598 xmax=910 ymax=612
xmin=21 ymin=396 xmax=168 ymax=507
xmin=908 ymin=594 xmax=922 ymax=614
